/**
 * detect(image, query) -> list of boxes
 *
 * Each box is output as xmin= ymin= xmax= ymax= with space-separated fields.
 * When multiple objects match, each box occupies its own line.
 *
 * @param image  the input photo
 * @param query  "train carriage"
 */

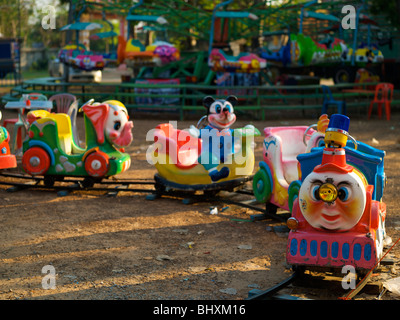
xmin=21 ymin=100 xmax=133 ymax=187
xmin=148 ymin=96 xmax=260 ymax=195
xmin=286 ymin=114 xmax=388 ymax=272
xmin=0 ymin=112 xmax=17 ymax=170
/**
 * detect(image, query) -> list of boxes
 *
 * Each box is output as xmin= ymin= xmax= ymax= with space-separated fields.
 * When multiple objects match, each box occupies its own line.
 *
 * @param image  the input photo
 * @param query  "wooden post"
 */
xmin=180 ymin=87 xmax=186 ymax=121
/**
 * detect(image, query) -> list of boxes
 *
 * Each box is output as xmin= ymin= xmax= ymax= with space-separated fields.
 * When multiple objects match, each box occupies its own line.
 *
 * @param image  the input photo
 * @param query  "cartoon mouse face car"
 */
xmin=203 ymin=95 xmax=237 ymax=130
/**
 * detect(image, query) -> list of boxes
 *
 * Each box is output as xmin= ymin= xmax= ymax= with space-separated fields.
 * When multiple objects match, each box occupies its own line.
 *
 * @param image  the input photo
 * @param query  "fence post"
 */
xmin=115 ymin=85 xmax=120 ymax=102
xmin=82 ymin=84 xmax=85 ymax=102
xmin=180 ymin=86 xmax=186 ymax=121
xmin=257 ymin=89 xmax=264 ymax=121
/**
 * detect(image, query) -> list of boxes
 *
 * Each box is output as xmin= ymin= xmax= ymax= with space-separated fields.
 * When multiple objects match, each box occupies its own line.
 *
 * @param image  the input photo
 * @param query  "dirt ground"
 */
xmin=0 ymin=107 xmax=400 ymax=301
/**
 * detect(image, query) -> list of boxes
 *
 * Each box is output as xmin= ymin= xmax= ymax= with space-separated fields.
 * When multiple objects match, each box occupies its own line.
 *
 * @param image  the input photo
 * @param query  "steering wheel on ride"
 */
xmin=196 ymin=115 xmax=208 ymax=129
xmin=303 ymin=123 xmax=318 ymax=146
xmin=302 ymin=122 xmax=358 ymax=151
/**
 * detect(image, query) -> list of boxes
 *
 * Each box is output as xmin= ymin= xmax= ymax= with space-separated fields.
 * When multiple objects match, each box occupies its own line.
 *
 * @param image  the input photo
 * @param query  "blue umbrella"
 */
xmin=90 ymin=31 xmax=118 ymax=40
xmin=126 ymin=15 xmax=167 ymax=24
xmin=60 ymin=22 xmax=103 ymax=31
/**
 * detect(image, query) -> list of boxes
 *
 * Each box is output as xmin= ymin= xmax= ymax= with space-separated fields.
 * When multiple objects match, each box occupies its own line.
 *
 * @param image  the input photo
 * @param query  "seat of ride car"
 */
xmin=274 ymin=127 xmax=308 ymax=183
xmin=155 ymin=123 xmax=201 ymax=168
xmin=126 ymin=39 xmax=145 ymax=51
xmin=28 ymin=110 xmax=76 ymax=155
xmin=48 ymin=113 xmax=74 ymax=154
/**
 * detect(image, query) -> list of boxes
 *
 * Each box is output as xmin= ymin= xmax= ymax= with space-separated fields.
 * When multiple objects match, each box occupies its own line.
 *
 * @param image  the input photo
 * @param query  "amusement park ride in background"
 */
xmin=207 ymin=0 xmax=267 ymax=96
xmin=52 ymin=1 xmax=106 ymax=82
xmin=46 ymin=0 xmax=397 ymax=89
xmin=260 ymin=1 xmax=384 ymax=84
xmin=116 ymin=0 xmax=180 ymax=69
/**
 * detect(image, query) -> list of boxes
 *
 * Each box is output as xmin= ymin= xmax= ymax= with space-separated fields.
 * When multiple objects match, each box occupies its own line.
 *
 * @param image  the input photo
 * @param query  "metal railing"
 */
xmin=2 ymin=77 xmax=398 ymax=120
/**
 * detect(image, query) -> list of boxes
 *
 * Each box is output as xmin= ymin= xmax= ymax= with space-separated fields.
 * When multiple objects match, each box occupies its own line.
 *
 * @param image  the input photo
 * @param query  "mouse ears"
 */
xmin=226 ymin=95 xmax=238 ymax=107
xmin=202 ymin=95 xmax=238 ymax=111
xmin=203 ymin=96 xmax=215 ymax=110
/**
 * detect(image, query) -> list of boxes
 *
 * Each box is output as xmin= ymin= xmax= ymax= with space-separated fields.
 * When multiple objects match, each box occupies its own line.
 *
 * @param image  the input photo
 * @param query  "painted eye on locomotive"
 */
xmin=299 ymin=171 xmax=367 ymax=231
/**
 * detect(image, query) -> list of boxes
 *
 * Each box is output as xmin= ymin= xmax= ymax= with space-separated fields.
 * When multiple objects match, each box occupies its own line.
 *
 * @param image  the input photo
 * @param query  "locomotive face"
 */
xmin=298 ymin=171 xmax=366 ymax=231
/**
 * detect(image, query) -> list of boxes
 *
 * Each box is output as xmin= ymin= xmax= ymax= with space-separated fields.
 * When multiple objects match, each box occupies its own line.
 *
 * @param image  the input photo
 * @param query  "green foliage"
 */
xmin=2 ymin=0 xmax=399 ymax=55
xmin=370 ymin=0 xmax=400 ymax=29
xmin=0 ymin=0 xmax=69 ymax=48
xmin=31 ymin=56 xmax=49 ymax=71
xmin=0 ymin=0 xmax=33 ymax=39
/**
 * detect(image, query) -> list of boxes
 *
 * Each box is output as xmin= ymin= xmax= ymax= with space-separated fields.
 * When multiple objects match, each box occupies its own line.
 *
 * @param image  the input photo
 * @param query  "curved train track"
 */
xmin=0 ymin=170 xmax=391 ymax=300
xmin=0 ymin=171 xmax=155 ymax=194
xmin=245 ymin=267 xmax=376 ymax=300
xmin=0 ymin=171 xmax=284 ymax=220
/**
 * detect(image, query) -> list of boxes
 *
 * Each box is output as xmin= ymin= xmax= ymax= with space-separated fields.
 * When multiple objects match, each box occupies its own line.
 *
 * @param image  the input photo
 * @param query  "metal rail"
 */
xmin=246 ymin=271 xmax=301 ymax=300
xmin=2 ymin=77 xmax=390 ymax=121
xmin=0 ymin=172 xmax=156 ymax=194
xmin=0 ymin=171 xmax=287 ymax=223
xmin=0 ymin=171 xmax=383 ymax=300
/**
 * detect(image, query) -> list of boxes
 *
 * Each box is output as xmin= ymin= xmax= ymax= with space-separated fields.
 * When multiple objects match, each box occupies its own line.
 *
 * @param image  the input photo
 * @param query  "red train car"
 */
xmin=286 ymin=114 xmax=388 ymax=272
xmin=0 ymin=113 xmax=17 ymax=170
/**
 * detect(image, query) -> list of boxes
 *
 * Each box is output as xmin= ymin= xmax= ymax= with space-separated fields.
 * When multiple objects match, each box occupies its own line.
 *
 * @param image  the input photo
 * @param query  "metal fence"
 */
xmin=2 ymin=77 xmax=399 ymax=120
xmin=0 ymin=38 xmax=22 ymax=87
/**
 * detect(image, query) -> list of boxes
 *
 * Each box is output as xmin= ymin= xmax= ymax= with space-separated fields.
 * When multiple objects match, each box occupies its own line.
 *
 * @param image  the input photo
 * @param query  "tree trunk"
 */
xmin=396 ymin=0 xmax=400 ymax=26
xmin=65 ymin=0 xmax=74 ymax=44
xmin=64 ymin=0 xmax=74 ymax=83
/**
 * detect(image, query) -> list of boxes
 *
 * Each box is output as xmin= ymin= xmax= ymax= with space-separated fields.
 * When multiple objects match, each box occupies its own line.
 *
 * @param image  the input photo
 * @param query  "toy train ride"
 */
xmin=285 ymin=114 xmax=388 ymax=274
xmin=0 ymin=95 xmax=392 ymax=296
xmin=0 ymin=111 xmax=17 ymax=170
xmin=252 ymin=115 xmax=328 ymax=213
xmin=2 ymin=95 xmax=260 ymax=195
xmin=252 ymin=112 xmax=386 ymax=214
xmin=147 ymin=95 xmax=260 ymax=195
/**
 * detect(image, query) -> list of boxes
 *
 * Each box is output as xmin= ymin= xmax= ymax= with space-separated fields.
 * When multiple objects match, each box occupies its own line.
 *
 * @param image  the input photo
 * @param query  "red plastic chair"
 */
xmin=49 ymin=93 xmax=77 ymax=114
xmin=368 ymin=83 xmax=394 ymax=121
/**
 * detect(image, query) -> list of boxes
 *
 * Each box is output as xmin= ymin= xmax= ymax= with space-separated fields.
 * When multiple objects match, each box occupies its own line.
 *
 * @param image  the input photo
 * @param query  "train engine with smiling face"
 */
xmin=286 ymin=114 xmax=388 ymax=272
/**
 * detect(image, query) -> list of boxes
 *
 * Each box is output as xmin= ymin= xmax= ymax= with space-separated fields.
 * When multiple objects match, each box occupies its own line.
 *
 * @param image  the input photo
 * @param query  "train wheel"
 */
xmin=81 ymin=177 xmax=101 ymax=189
xmin=84 ymin=151 xmax=109 ymax=178
xmin=22 ymin=147 xmax=51 ymax=176
xmin=204 ymin=189 xmax=220 ymax=198
xmin=253 ymin=167 xmax=272 ymax=203
xmin=44 ymin=175 xmax=55 ymax=187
